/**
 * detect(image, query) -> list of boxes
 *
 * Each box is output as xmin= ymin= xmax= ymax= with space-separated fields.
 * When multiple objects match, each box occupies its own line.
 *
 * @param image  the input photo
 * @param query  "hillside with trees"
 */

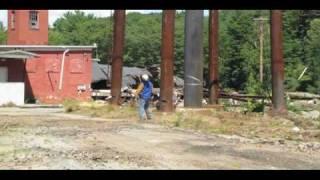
xmin=1 ymin=10 xmax=319 ymax=94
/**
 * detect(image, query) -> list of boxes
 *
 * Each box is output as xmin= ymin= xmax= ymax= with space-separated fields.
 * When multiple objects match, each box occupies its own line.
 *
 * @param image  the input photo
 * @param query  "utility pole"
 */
xmin=160 ymin=10 xmax=175 ymax=112
xmin=111 ymin=10 xmax=126 ymax=105
xmin=271 ymin=10 xmax=287 ymax=115
xmin=254 ymin=17 xmax=268 ymax=83
xmin=209 ymin=10 xmax=219 ymax=104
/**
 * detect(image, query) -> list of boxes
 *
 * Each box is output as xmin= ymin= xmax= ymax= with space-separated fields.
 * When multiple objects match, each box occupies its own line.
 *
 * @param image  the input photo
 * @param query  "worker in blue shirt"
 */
xmin=134 ymin=74 xmax=153 ymax=121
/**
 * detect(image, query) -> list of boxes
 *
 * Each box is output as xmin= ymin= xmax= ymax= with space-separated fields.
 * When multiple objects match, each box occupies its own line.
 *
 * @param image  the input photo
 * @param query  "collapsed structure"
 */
xmin=91 ymin=61 xmax=184 ymax=101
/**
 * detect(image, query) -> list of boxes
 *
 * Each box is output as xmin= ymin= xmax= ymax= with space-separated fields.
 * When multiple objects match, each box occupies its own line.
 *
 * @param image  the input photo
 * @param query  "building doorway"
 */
xmin=0 ymin=67 xmax=8 ymax=82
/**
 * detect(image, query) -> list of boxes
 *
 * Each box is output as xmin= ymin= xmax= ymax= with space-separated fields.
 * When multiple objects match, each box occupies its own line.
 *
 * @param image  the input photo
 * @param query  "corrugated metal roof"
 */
xmin=0 ymin=50 xmax=39 ymax=59
xmin=0 ymin=45 xmax=96 ymax=52
xmin=92 ymin=61 xmax=152 ymax=87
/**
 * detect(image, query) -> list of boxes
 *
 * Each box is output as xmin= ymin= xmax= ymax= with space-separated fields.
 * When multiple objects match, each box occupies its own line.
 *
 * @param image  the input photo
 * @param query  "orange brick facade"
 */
xmin=7 ymin=10 xmax=49 ymax=45
xmin=24 ymin=51 xmax=93 ymax=103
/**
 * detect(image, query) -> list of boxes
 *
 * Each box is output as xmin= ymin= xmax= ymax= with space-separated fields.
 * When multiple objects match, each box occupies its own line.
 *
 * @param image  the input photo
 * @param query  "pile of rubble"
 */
xmin=91 ymin=62 xmax=186 ymax=105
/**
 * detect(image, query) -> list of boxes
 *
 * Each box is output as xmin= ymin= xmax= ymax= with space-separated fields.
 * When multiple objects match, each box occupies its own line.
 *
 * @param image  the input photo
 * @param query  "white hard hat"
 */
xmin=142 ymin=74 xmax=149 ymax=81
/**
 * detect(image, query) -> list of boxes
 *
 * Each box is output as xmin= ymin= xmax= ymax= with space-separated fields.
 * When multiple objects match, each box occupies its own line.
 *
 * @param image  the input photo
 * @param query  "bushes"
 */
xmin=244 ymin=99 xmax=265 ymax=113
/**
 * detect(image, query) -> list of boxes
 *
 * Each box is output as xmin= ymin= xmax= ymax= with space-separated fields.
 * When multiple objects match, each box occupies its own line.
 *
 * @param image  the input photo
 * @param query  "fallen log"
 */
xmin=287 ymin=92 xmax=320 ymax=100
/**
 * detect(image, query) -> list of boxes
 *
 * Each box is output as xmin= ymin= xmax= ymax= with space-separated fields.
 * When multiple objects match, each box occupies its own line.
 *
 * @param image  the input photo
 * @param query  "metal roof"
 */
xmin=0 ymin=50 xmax=40 ymax=59
xmin=92 ymin=61 xmax=152 ymax=87
xmin=0 ymin=45 xmax=97 ymax=52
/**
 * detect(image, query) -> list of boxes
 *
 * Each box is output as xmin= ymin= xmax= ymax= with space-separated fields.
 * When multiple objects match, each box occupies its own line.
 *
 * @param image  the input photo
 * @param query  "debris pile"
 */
xmin=91 ymin=62 xmax=185 ymax=105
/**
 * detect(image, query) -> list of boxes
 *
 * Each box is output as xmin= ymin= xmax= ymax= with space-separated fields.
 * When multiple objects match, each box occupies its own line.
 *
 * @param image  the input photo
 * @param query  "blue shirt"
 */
xmin=140 ymin=80 xmax=153 ymax=100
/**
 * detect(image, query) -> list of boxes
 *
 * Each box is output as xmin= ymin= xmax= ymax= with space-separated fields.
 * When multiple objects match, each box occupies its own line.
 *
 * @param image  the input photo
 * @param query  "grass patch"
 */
xmin=63 ymin=99 xmax=81 ymax=112
xmin=62 ymin=99 xmax=320 ymax=142
xmin=0 ymin=102 xmax=17 ymax=107
xmin=156 ymin=109 xmax=313 ymax=141
xmin=62 ymin=99 xmax=137 ymax=120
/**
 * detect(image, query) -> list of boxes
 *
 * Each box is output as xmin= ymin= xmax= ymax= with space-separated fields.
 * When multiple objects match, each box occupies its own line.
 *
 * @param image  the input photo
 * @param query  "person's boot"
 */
xmin=139 ymin=116 xmax=146 ymax=121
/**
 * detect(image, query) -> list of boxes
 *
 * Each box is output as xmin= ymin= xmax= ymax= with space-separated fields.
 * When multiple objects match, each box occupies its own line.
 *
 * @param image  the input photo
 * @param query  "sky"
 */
xmin=0 ymin=10 xmax=163 ymax=28
xmin=0 ymin=10 xmax=209 ymax=28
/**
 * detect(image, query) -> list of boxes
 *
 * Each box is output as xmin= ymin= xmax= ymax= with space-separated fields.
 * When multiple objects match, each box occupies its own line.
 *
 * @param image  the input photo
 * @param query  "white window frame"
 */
xmin=29 ymin=10 xmax=39 ymax=29
xmin=11 ymin=11 xmax=15 ymax=30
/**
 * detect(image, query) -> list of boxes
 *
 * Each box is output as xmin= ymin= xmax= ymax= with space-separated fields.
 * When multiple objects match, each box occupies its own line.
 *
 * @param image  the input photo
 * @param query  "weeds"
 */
xmin=173 ymin=112 xmax=183 ymax=127
xmin=63 ymin=99 xmax=137 ymax=119
xmin=0 ymin=102 xmax=17 ymax=107
xmin=62 ymin=99 xmax=80 ymax=112
xmin=62 ymin=99 xmax=320 ymax=142
xmin=156 ymin=109 xmax=313 ymax=141
xmin=242 ymin=99 xmax=265 ymax=113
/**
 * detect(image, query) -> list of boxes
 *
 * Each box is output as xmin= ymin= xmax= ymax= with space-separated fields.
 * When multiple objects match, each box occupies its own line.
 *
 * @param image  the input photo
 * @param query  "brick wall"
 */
xmin=25 ymin=51 xmax=93 ymax=104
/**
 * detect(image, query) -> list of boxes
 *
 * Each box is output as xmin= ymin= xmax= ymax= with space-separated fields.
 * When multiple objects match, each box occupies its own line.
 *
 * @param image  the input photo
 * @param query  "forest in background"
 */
xmin=0 ymin=10 xmax=319 ymax=95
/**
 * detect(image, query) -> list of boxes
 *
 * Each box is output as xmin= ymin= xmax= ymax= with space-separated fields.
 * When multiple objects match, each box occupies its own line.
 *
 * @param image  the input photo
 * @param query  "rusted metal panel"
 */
xmin=184 ymin=10 xmax=204 ymax=107
xmin=209 ymin=10 xmax=219 ymax=105
xmin=271 ymin=10 xmax=287 ymax=114
xmin=160 ymin=10 xmax=176 ymax=112
xmin=111 ymin=10 xmax=126 ymax=105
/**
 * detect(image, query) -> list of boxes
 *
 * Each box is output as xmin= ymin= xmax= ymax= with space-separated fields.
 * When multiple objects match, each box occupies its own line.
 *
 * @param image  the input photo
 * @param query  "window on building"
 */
xmin=29 ymin=10 xmax=39 ymax=29
xmin=11 ymin=11 xmax=15 ymax=30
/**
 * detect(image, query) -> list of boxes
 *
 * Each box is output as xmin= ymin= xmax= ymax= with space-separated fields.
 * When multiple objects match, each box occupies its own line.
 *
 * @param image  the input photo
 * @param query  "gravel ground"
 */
xmin=0 ymin=107 xmax=320 ymax=169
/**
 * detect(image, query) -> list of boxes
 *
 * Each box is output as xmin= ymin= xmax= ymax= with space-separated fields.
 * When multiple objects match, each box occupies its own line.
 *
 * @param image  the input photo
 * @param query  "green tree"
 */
xmin=0 ymin=22 xmax=6 ymax=44
xmin=219 ymin=10 xmax=264 ymax=93
xmin=49 ymin=10 xmax=113 ymax=63
xmin=124 ymin=12 xmax=162 ymax=67
xmin=283 ymin=10 xmax=307 ymax=91
xmin=305 ymin=18 xmax=320 ymax=93
xmin=48 ymin=10 xmax=320 ymax=94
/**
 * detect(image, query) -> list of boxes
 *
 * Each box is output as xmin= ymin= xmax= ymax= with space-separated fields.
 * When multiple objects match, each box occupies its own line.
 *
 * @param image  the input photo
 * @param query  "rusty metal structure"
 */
xmin=184 ymin=10 xmax=204 ymax=107
xmin=208 ymin=10 xmax=219 ymax=105
xmin=108 ymin=10 xmax=287 ymax=115
xmin=111 ymin=10 xmax=126 ymax=105
xmin=159 ymin=10 xmax=176 ymax=112
xmin=271 ymin=10 xmax=287 ymax=114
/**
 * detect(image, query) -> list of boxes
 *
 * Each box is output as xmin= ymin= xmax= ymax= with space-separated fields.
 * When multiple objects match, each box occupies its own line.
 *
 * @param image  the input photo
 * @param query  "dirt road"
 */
xmin=0 ymin=107 xmax=320 ymax=169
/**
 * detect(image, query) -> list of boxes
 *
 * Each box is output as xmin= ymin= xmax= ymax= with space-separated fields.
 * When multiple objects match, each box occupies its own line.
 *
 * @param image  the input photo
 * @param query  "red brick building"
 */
xmin=0 ymin=10 xmax=95 ymax=104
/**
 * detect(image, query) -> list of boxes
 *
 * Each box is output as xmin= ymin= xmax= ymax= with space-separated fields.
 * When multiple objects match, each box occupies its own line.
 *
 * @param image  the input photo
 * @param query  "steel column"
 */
xmin=184 ymin=10 xmax=204 ymax=107
xmin=160 ymin=10 xmax=175 ymax=112
xmin=271 ymin=10 xmax=287 ymax=114
xmin=208 ymin=10 xmax=219 ymax=104
xmin=111 ymin=10 xmax=126 ymax=105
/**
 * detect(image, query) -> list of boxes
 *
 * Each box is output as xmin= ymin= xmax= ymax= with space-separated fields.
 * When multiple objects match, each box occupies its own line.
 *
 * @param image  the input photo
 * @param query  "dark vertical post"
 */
xmin=184 ymin=10 xmax=204 ymax=107
xmin=160 ymin=10 xmax=175 ymax=112
xmin=271 ymin=10 xmax=287 ymax=114
xmin=208 ymin=10 xmax=219 ymax=104
xmin=111 ymin=10 xmax=126 ymax=105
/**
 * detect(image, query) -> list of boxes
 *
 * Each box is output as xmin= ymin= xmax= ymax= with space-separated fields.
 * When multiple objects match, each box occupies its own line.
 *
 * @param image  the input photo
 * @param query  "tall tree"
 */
xmin=305 ymin=18 xmax=320 ymax=93
xmin=0 ymin=22 xmax=6 ymax=44
xmin=49 ymin=10 xmax=113 ymax=64
xmin=48 ymin=10 xmax=320 ymax=94
xmin=219 ymin=10 xmax=264 ymax=93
